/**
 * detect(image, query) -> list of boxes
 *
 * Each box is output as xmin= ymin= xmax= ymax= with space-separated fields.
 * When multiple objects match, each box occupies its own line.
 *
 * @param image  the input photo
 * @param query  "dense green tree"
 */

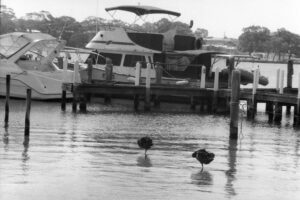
xmin=0 ymin=5 xmax=16 ymax=34
xmin=238 ymin=25 xmax=271 ymax=53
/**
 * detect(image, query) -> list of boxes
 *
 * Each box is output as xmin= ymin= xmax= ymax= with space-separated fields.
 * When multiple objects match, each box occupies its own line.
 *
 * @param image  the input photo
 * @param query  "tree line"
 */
xmin=1 ymin=4 xmax=300 ymax=59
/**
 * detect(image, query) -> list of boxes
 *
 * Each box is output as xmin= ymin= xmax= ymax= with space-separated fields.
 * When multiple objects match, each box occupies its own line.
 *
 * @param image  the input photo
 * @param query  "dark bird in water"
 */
xmin=137 ymin=136 xmax=153 ymax=156
xmin=192 ymin=149 xmax=215 ymax=172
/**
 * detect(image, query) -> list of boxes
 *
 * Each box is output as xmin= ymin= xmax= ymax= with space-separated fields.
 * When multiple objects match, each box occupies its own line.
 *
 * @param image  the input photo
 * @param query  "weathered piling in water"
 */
xmin=294 ymin=73 xmax=300 ymax=126
xmin=144 ymin=63 xmax=151 ymax=111
xmin=266 ymin=101 xmax=274 ymax=122
xmin=104 ymin=58 xmax=113 ymax=104
xmin=153 ymin=63 xmax=162 ymax=107
xmin=230 ymin=70 xmax=240 ymax=140
xmin=105 ymin=58 xmax=113 ymax=81
xmin=190 ymin=96 xmax=196 ymax=110
xmin=212 ymin=67 xmax=220 ymax=113
xmin=274 ymin=70 xmax=284 ymax=123
xmin=5 ymin=75 xmax=10 ymax=128
xmin=72 ymin=61 xmax=80 ymax=112
xmin=24 ymin=89 xmax=31 ymax=136
xmin=87 ymin=58 xmax=93 ymax=84
xmin=200 ymin=66 xmax=206 ymax=88
xmin=155 ymin=63 xmax=162 ymax=84
xmin=247 ymin=69 xmax=259 ymax=119
xmin=135 ymin=62 xmax=141 ymax=86
xmin=276 ymin=68 xmax=280 ymax=92
xmin=286 ymin=60 xmax=293 ymax=114
xmin=227 ymin=57 xmax=235 ymax=88
xmin=61 ymin=59 xmax=68 ymax=111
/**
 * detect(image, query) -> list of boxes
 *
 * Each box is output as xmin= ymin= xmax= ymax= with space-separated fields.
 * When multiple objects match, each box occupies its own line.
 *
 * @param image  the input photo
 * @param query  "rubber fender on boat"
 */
xmin=175 ymin=80 xmax=189 ymax=85
xmin=127 ymin=77 xmax=136 ymax=83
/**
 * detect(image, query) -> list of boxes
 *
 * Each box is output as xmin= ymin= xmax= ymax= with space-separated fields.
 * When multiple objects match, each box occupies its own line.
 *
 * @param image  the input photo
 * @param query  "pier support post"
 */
xmin=155 ymin=62 xmax=162 ymax=84
xmin=266 ymin=101 xmax=274 ymax=123
xmin=72 ymin=93 xmax=77 ymax=113
xmin=248 ymin=69 xmax=259 ymax=119
xmin=227 ymin=57 xmax=234 ymax=88
xmin=87 ymin=58 xmax=93 ymax=84
xmin=135 ymin=62 xmax=141 ymax=86
xmin=134 ymin=94 xmax=140 ymax=111
xmin=274 ymin=102 xmax=282 ymax=123
xmin=79 ymin=95 xmax=87 ymax=112
xmin=190 ymin=96 xmax=196 ymax=110
xmin=24 ymin=89 xmax=31 ymax=136
xmin=230 ymin=70 xmax=240 ymax=140
xmin=144 ymin=63 xmax=151 ymax=111
xmin=212 ymin=67 xmax=220 ymax=113
xmin=200 ymin=66 xmax=206 ymax=88
xmin=5 ymin=75 xmax=10 ymax=128
xmin=286 ymin=60 xmax=293 ymax=115
xmin=61 ymin=89 xmax=66 ymax=111
xmin=294 ymin=73 xmax=300 ymax=126
xmin=105 ymin=58 xmax=113 ymax=82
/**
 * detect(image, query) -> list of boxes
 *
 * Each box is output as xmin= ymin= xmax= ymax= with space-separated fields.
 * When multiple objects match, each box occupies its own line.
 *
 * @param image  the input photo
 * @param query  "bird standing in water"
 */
xmin=192 ymin=149 xmax=215 ymax=172
xmin=137 ymin=136 xmax=153 ymax=157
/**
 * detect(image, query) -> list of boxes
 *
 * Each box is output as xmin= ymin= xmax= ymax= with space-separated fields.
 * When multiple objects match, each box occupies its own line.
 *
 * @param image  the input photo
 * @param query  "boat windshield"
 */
xmin=0 ymin=35 xmax=30 ymax=58
xmin=17 ymin=40 xmax=60 ymax=72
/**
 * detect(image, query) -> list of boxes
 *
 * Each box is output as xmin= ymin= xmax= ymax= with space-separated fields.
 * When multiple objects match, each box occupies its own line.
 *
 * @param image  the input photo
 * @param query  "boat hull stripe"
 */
xmin=90 ymin=41 xmax=135 ymax=45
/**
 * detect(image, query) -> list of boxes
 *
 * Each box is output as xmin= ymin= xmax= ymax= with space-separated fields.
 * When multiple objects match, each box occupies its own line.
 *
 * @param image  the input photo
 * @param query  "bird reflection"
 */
xmin=136 ymin=155 xmax=152 ymax=167
xmin=191 ymin=170 xmax=213 ymax=186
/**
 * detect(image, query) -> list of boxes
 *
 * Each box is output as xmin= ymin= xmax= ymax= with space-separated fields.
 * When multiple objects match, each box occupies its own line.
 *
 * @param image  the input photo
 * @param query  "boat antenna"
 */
xmin=96 ymin=0 xmax=99 ymax=33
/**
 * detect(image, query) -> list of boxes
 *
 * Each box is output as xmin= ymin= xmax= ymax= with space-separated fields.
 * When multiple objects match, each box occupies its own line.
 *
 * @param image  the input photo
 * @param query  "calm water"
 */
xmin=1 ymin=63 xmax=300 ymax=200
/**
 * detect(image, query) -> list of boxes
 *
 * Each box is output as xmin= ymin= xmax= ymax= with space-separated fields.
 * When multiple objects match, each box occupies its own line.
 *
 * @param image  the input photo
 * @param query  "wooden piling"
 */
xmin=144 ymin=63 xmax=151 ymax=111
xmin=73 ymin=61 xmax=80 ymax=84
xmin=72 ymin=93 xmax=77 ymax=112
xmin=87 ymin=58 xmax=93 ymax=83
xmin=230 ymin=70 xmax=240 ymax=140
xmin=227 ymin=57 xmax=234 ymax=88
xmin=294 ymin=73 xmax=300 ymax=126
xmin=248 ymin=69 xmax=259 ymax=119
xmin=155 ymin=63 xmax=162 ymax=84
xmin=24 ymin=89 xmax=31 ymax=136
xmin=61 ymin=89 xmax=66 ymax=111
xmin=212 ymin=67 xmax=220 ymax=113
xmin=279 ymin=70 xmax=284 ymax=95
xmin=79 ymin=95 xmax=87 ymax=112
xmin=266 ymin=101 xmax=274 ymax=122
xmin=274 ymin=102 xmax=282 ymax=123
xmin=200 ymin=66 xmax=206 ymax=88
xmin=105 ymin=58 xmax=113 ymax=81
xmin=135 ymin=62 xmax=141 ymax=86
xmin=5 ymin=75 xmax=10 ymax=128
xmin=190 ymin=96 xmax=196 ymax=110
xmin=286 ymin=60 xmax=293 ymax=114
xmin=276 ymin=68 xmax=280 ymax=92
xmin=134 ymin=94 xmax=140 ymax=111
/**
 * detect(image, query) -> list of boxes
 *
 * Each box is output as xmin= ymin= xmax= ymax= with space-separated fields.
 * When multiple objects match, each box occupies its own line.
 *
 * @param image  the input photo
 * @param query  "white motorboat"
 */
xmin=0 ymin=32 xmax=74 ymax=100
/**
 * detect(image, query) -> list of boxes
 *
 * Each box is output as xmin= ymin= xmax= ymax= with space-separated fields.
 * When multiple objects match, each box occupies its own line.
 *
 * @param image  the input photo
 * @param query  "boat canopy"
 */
xmin=105 ymin=5 xmax=181 ymax=17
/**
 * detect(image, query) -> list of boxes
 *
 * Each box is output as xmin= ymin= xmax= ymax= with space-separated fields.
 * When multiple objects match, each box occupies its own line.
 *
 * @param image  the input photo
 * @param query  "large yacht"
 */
xmin=80 ymin=5 xmax=268 ymax=87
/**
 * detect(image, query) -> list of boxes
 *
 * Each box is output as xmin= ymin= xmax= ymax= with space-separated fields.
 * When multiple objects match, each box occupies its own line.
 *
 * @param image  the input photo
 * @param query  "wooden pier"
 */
xmin=61 ymin=58 xmax=300 ymax=139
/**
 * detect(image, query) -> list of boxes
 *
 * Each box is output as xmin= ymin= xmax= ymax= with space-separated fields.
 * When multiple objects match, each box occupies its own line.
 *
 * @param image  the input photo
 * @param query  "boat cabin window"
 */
xmin=124 ymin=55 xmax=146 ymax=68
xmin=91 ymin=52 xmax=122 ymax=66
xmin=0 ymin=35 xmax=29 ymax=58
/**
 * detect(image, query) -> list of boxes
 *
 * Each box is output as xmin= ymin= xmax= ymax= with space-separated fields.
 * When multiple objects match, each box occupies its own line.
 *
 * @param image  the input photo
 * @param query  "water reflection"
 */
xmin=22 ymin=136 xmax=30 ymax=175
xmin=191 ymin=170 xmax=213 ymax=186
xmin=225 ymin=139 xmax=238 ymax=197
xmin=3 ymin=128 xmax=9 ymax=150
xmin=136 ymin=155 xmax=152 ymax=167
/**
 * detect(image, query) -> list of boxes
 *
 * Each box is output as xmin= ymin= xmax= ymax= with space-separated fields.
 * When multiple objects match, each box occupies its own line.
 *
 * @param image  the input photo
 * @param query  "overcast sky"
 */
xmin=3 ymin=0 xmax=300 ymax=38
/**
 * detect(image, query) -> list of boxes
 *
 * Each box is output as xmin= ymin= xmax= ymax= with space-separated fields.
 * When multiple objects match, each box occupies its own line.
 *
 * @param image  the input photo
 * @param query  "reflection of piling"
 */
xmin=24 ymin=89 xmax=31 ymax=136
xmin=230 ymin=70 xmax=240 ymax=140
xmin=5 ymin=75 xmax=10 ymax=128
